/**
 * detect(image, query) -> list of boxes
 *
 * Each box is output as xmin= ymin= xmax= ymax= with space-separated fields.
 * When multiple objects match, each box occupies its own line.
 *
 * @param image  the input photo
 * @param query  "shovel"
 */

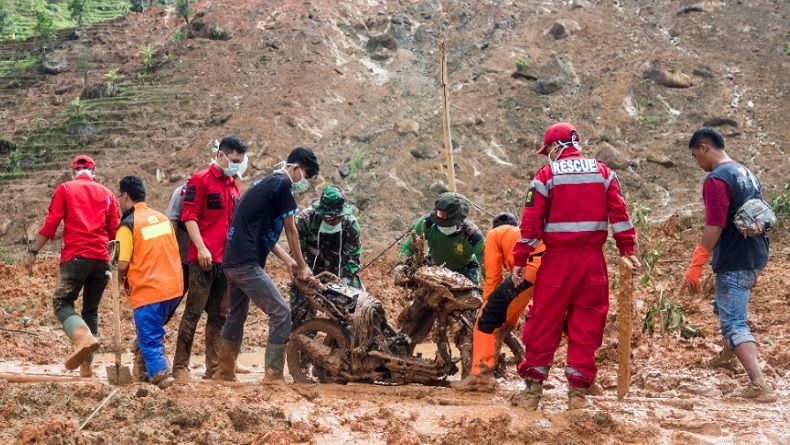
xmin=106 ymin=240 xmax=132 ymax=385
xmin=617 ymin=256 xmax=635 ymax=402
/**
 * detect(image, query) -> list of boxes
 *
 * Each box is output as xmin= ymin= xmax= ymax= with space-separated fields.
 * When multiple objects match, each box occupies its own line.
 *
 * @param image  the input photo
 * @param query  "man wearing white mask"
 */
xmin=172 ymin=135 xmax=246 ymax=383
xmin=214 ymin=147 xmax=319 ymax=383
xmin=399 ymin=192 xmax=484 ymax=284
xmin=397 ymin=192 xmax=484 ymax=349
xmin=295 ymin=185 xmax=362 ymax=288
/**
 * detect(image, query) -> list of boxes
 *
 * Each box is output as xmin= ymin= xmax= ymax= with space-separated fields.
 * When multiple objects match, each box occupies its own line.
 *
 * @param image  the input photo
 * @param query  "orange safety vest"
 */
xmin=122 ymin=203 xmax=184 ymax=309
xmin=482 ymin=225 xmax=545 ymax=300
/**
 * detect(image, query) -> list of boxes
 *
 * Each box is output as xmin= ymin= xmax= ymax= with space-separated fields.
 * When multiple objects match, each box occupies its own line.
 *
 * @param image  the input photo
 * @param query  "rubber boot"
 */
xmin=451 ymin=373 xmax=497 ymax=393
xmin=261 ymin=343 xmax=287 ymax=384
xmin=64 ymin=322 xmax=101 ymax=371
xmin=509 ymin=378 xmax=543 ymax=411
xmin=213 ymin=338 xmax=240 ymax=382
xmin=80 ymin=354 xmax=95 ymax=378
xmin=172 ymin=366 xmax=191 ymax=384
xmin=203 ymin=330 xmax=220 ymax=380
xmin=568 ymin=386 xmax=591 ymax=410
xmin=151 ymin=370 xmax=174 ymax=389
xmin=132 ymin=344 xmax=147 ymax=383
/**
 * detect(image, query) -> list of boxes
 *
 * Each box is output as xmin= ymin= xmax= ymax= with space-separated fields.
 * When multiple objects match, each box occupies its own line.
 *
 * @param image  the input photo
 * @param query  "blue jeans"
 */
xmin=133 ymin=297 xmax=182 ymax=380
xmin=222 ymin=264 xmax=291 ymax=345
xmin=713 ymin=269 xmax=760 ymax=349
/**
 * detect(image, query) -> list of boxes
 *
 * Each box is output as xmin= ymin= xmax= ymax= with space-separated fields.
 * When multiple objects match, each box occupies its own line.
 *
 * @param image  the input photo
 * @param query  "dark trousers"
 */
xmin=53 ymin=258 xmax=111 ymax=336
xmin=223 ymin=264 xmax=291 ymax=345
xmin=173 ymin=263 xmax=228 ymax=372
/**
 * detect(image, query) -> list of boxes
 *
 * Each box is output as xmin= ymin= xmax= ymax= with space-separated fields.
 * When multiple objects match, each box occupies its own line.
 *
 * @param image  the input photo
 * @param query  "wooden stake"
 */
xmin=439 ymin=41 xmax=456 ymax=193
xmin=617 ymin=257 xmax=635 ymax=402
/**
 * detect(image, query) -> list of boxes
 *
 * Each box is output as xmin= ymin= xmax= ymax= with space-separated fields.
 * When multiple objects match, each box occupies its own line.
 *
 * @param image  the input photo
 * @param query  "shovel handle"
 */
xmin=112 ymin=266 xmax=122 ymax=361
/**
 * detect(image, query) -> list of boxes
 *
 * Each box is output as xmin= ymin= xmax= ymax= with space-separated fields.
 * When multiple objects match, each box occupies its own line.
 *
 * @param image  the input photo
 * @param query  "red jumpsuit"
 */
xmin=512 ymin=147 xmax=636 ymax=388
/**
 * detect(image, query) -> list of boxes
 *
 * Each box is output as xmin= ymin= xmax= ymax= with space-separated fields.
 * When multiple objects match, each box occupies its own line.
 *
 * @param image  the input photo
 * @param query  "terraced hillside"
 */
xmin=0 ymin=0 xmax=788 ymax=256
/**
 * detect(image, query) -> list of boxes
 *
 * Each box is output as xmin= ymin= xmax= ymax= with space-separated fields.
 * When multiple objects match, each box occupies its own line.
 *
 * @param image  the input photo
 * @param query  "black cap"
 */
xmin=492 ymin=212 xmax=518 ymax=228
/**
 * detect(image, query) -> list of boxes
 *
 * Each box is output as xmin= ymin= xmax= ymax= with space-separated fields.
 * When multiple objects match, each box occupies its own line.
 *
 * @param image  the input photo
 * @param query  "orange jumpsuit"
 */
xmin=471 ymin=225 xmax=545 ymax=374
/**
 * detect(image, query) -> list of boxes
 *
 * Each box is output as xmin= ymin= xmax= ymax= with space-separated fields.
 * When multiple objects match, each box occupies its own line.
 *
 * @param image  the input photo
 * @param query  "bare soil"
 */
xmin=1 ymin=0 xmax=789 ymax=443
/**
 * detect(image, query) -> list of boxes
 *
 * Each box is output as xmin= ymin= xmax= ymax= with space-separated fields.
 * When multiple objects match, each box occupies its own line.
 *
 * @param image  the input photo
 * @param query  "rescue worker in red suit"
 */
xmin=510 ymin=123 xmax=641 ymax=410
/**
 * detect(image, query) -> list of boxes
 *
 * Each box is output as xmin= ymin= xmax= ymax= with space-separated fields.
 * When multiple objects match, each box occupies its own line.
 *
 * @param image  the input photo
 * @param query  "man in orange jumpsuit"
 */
xmin=452 ymin=212 xmax=544 ymax=391
xmin=511 ymin=123 xmax=640 ymax=410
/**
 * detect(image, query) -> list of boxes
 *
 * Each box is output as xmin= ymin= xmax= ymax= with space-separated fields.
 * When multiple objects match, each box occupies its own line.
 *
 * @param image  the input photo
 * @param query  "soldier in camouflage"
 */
xmin=397 ymin=192 xmax=484 ymax=350
xmin=296 ymin=185 xmax=363 ymax=288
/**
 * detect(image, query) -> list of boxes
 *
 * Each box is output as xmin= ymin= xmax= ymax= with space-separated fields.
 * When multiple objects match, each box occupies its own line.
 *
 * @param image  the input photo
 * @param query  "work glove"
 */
xmin=683 ymin=244 xmax=712 ymax=293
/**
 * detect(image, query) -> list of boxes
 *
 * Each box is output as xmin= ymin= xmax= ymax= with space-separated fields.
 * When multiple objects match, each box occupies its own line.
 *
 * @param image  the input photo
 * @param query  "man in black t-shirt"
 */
xmin=215 ymin=147 xmax=320 ymax=383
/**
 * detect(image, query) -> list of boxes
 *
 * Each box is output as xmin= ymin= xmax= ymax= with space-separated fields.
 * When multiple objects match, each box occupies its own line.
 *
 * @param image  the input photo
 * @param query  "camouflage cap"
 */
xmin=312 ymin=185 xmax=351 ymax=217
xmin=430 ymin=192 xmax=469 ymax=227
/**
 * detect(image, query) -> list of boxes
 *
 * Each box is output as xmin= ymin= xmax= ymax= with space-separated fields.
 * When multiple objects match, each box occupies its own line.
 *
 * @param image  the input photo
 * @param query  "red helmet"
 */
xmin=538 ymin=122 xmax=578 ymax=155
xmin=71 ymin=154 xmax=96 ymax=171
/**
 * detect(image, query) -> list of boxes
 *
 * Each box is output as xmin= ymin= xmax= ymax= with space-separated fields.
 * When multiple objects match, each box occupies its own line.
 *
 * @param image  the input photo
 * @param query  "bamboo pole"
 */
xmin=439 ymin=41 xmax=456 ymax=192
xmin=617 ymin=257 xmax=635 ymax=402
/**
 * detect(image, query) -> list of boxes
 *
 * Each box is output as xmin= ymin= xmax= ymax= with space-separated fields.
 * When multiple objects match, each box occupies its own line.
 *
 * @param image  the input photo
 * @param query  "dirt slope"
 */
xmin=1 ymin=0 xmax=789 ymax=252
xmin=0 ymin=1 xmax=789 ymax=444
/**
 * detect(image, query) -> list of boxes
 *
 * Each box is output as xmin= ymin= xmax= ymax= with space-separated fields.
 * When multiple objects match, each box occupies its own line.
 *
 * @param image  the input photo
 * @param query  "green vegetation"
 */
xmin=348 ymin=151 xmax=366 ymax=177
xmin=103 ymin=67 xmax=123 ymax=96
xmin=67 ymin=0 xmax=88 ymax=28
xmin=0 ymin=0 xmax=130 ymax=41
xmin=785 ymin=41 xmax=790 ymax=56
xmin=643 ymin=288 xmax=702 ymax=339
xmin=0 ymin=58 xmax=39 ymax=77
xmin=175 ymin=0 xmax=193 ymax=36
xmin=0 ymin=7 xmax=12 ymax=36
xmin=172 ymin=27 xmax=185 ymax=45
xmin=769 ymin=180 xmax=790 ymax=217
xmin=628 ymin=199 xmax=652 ymax=229
xmin=515 ymin=56 xmax=530 ymax=71
xmin=642 ymin=115 xmax=660 ymax=130
xmin=139 ymin=44 xmax=155 ymax=71
xmin=66 ymin=96 xmax=87 ymax=124
xmin=34 ymin=8 xmax=55 ymax=39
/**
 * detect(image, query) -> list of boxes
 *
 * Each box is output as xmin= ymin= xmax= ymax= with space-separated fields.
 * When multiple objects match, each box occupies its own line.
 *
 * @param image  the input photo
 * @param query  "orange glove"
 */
xmin=683 ymin=244 xmax=712 ymax=293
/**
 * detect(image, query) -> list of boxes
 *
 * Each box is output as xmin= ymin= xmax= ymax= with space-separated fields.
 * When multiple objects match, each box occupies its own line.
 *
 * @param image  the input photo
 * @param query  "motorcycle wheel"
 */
xmin=287 ymin=319 xmax=349 ymax=384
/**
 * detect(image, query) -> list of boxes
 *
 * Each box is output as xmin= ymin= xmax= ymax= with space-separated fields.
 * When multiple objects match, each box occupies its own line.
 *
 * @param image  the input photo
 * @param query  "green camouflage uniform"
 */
xmin=399 ymin=215 xmax=484 ymax=285
xmin=296 ymin=210 xmax=362 ymax=287
xmin=295 ymin=185 xmax=362 ymax=288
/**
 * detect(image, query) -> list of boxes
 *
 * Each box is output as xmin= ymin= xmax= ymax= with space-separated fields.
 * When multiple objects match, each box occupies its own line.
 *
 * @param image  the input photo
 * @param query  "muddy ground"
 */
xmin=1 ymin=0 xmax=789 ymax=443
xmin=1 ymin=221 xmax=788 ymax=444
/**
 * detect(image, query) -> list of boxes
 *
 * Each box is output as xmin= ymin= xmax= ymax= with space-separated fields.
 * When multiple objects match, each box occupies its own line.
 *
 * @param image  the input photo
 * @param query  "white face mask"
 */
xmin=275 ymin=161 xmax=309 ymax=194
xmin=437 ymin=225 xmax=458 ymax=236
xmin=319 ymin=220 xmax=342 ymax=234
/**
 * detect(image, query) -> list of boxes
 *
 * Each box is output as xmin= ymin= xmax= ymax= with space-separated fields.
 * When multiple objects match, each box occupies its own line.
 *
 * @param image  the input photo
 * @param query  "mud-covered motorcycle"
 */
xmin=286 ymin=260 xmax=524 ymax=385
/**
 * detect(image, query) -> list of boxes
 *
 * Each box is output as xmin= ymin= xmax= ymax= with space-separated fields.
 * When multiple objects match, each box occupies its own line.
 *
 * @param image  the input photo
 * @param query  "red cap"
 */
xmin=538 ymin=122 xmax=578 ymax=155
xmin=71 ymin=155 xmax=96 ymax=171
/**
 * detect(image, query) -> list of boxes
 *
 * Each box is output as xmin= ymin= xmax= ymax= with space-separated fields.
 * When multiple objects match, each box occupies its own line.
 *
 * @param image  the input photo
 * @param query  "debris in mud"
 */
xmin=367 ymin=34 xmax=398 ymax=61
xmin=16 ymin=417 xmax=86 ymax=445
xmin=41 ymin=52 xmax=69 ymax=75
xmin=641 ymin=61 xmax=693 ymax=88
xmin=547 ymin=20 xmax=581 ymax=40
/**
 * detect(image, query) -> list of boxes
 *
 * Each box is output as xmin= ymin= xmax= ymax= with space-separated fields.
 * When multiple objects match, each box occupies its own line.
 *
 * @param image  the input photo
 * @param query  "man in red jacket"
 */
xmin=173 ymin=135 xmax=245 ymax=382
xmin=25 ymin=155 xmax=120 ymax=377
xmin=510 ymin=123 xmax=640 ymax=410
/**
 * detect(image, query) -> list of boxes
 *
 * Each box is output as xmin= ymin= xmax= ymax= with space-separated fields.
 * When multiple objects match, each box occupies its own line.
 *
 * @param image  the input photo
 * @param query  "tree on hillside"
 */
xmin=68 ymin=0 xmax=89 ymax=28
xmin=34 ymin=9 xmax=55 ymax=40
xmin=130 ymin=0 xmax=144 ymax=13
xmin=175 ymin=0 xmax=193 ymax=37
